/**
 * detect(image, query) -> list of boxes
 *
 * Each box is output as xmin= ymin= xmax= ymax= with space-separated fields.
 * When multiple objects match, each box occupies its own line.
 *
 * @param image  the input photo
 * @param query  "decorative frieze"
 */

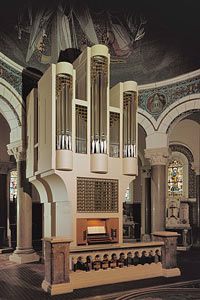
xmin=0 ymin=59 xmax=22 ymax=96
xmin=138 ymin=75 xmax=200 ymax=120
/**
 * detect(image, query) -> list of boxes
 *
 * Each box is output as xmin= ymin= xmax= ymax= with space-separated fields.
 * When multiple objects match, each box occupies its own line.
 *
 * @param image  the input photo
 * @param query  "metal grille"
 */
xmin=123 ymin=91 xmax=137 ymax=109
xmin=76 ymin=105 xmax=87 ymax=122
xmin=56 ymin=73 xmax=73 ymax=97
xmin=91 ymin=56 xmax=108 ymax=82
xmin=110 ymin=112 xmax=120 ymax=126
xmin=77 ymin=177 xmax=118 ymax=212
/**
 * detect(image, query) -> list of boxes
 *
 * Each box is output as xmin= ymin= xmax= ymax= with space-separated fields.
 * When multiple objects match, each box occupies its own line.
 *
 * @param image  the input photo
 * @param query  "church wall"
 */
xmin=169 ymin=119 xmax=200 ymax=168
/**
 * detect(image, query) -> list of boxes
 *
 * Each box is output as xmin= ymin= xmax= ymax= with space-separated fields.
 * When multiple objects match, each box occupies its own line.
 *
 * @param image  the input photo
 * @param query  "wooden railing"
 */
xmin=42 ymin=233 xmax=181 ymax=295
xmin=69 ymin=241 xmax=163 ymax=272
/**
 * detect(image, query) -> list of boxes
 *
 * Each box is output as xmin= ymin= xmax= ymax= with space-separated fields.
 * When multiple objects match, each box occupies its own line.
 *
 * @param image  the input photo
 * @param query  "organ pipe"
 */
xmin=123 ymin=91 xmax=137 ymax=157
xmin=91 ymin=55 xmax=108 ymax=154
xmin=56 ymin=73 xmax=73 ymax=150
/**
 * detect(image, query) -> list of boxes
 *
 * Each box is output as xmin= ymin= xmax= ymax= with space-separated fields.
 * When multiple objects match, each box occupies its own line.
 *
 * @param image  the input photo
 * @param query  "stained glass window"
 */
xmin=10 ymin=170 xmax=17 ymax=202
xmin=168 ymin=160 xmax=183 ymax=196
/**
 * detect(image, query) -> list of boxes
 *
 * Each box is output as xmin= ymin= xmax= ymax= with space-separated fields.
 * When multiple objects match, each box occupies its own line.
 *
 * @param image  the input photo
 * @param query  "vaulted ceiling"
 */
xmin=0 ymin=0 xmax=200 ymax=86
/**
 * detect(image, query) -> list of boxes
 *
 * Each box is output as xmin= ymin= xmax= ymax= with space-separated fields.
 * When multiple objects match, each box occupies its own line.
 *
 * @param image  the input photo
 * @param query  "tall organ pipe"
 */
xmin=91 ymin=55 xmax=108 ymax=154
xmin=123 ymin=91 xmax=137 ymax=158
xmin=56 ymin=73 xmax=73 ymax=150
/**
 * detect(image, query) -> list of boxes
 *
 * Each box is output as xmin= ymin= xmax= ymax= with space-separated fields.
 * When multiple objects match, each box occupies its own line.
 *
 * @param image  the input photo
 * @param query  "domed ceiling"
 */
xmin=0 ymin=0 xmax=200 ymax=86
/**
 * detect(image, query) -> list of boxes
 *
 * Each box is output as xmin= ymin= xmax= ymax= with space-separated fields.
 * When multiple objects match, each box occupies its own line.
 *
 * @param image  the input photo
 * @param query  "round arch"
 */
xmin=0 ymin=78 xmax=24 ymax=145
xmin=138 ymin=108 xmax=155 ymax=136
xmin=157 ymin=94 xmax=200 ymax=135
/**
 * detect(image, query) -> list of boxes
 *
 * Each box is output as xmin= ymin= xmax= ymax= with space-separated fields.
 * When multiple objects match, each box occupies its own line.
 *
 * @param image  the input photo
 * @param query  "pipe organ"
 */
xmin=91 ymin=55 xmax=108 ymax=155
xmin=123 ymin=90 xmax=137 ymax=158
xmin=56 ymin=65 xmax=73 ymax=151
xmin=26 ymin=44 xmax=138 ymax=247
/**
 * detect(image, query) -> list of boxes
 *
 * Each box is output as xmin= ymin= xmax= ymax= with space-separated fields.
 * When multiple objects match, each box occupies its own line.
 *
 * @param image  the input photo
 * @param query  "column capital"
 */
xmin=141 ymin=165 xmax=151 ymax=178
xmin=144 ymin=147 xmax=171 ymax=166
xmin=7 ymin=141 xmax=25 ymax=162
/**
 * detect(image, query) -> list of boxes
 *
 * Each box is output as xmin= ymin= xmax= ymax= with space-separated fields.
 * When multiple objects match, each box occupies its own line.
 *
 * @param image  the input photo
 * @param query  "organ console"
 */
xmin=77 ymin=218 xmax=119 ymax=245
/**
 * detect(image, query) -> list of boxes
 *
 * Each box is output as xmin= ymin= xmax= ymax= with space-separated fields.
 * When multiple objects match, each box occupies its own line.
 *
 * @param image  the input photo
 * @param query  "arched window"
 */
xmin=10 ymin=170 xmax=17 ymax=202
xmin=168 ymin=160 xmax=183 ymax=197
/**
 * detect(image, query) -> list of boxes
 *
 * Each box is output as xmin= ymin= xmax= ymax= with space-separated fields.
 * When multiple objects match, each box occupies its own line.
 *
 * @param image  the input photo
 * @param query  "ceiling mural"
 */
xmin=0 ymin=0 xmax=200 ymax=85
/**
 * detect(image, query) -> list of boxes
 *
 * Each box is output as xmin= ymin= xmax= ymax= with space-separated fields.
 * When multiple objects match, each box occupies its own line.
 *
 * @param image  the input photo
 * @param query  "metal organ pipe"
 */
xmin=123 ymin=91 xmax=137 ymax=158
xmin=91 ymin=55 xmax=108 ymax=154
xmin=56 ymin=72 xmax=73 ymax=151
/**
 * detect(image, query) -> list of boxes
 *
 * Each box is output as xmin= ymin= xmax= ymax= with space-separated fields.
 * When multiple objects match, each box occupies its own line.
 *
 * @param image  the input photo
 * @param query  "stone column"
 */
xmin=193 ymin=166 xmax=200 ymax=246
xmin=8 ymin=146 xmax=40 ymax=263
xmin=145 ymin=148 xmax=171 ymax=233
xmin=141 ymin=166 xmax=151 ymax=241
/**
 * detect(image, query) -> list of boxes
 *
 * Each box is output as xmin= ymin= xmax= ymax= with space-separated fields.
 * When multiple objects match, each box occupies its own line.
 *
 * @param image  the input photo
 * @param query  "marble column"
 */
xmin=141 ymin=166 xmax=151 ymax=241
xmin=8 ymin=147 xmax=40 ymax=263
xmin=145 ymin=147 xmax=171 ymax=233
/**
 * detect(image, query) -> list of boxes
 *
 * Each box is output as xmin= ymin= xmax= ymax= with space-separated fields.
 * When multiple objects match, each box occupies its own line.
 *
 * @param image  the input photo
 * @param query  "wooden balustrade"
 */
xmin=69 ymin=242 xmax=162 ymax=272
xmin=42 ymin=236 xmax=181 ymax=295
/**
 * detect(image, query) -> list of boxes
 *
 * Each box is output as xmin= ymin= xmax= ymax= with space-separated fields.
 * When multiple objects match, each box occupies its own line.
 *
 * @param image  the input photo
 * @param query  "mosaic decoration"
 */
xmin=0 ymin=60 xmax=22 ymax=96
xmin=138 ymin=76 xmax=200 ymax=120
xmin=169 ymin=144 xmax=196 ymax=198
xmin=10 ymin=170 xmax=17 ymax=202
xmin=146 ymin=93 xmax=167 ymax=115
xmin=168 ymin=160 xmax=183 ymax=196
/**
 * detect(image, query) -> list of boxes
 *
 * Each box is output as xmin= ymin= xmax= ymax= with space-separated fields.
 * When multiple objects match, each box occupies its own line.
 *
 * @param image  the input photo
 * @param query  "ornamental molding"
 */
xmin=0 ymin=52 xmax=23 ymax=96
xmin=144 ymin=147 xmax=171 ymax=166
xmin=7 ymin=141 xmax=25 ymax=162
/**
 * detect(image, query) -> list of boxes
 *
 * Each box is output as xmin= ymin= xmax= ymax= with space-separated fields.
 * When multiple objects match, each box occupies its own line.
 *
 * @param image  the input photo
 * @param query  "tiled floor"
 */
xmin=0 ymin=249 xmax=200 ymax=300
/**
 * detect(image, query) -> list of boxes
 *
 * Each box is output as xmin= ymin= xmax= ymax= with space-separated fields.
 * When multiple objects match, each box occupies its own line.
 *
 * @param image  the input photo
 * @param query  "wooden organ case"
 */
xmin=77 ymin=218 xmax=119 ymax=245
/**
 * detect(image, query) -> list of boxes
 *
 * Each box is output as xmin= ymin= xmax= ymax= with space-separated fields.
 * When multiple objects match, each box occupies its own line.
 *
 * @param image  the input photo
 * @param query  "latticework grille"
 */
xmin=56 ymin=73 xmax=73 ymax=97
xmin=110 ymin=112 xmax=120 ymax=127
xmin=76 ymin=105 xmax=87 ymax=122
xmin=91 ymin=56 xmax=108 ymax=82
xmin=123 ymin=91 xmax=137 ymax=110
xmin=77 ymin=177 xmax=118 ymax=212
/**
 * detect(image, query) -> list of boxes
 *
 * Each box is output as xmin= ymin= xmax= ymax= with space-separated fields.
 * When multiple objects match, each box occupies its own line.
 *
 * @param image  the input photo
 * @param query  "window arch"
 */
xmin=168 ymin=160 xmax=183 ymax=197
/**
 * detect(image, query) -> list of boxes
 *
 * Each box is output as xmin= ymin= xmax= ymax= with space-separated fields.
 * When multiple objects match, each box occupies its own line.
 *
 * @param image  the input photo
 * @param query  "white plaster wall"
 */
xmin=169 ymin=119 xmax=200 ymax=168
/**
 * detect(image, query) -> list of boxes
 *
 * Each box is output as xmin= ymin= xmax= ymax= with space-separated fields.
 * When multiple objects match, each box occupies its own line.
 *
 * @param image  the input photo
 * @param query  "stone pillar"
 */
xmin=152 ymin=231 xmax=181 ymax=277
xmin=42 ymin=237 xmax=73 ymax=295
xmin=193 ymin=166 xmax=200 ymax=246
xmin=145 ymin=148 xmax=171 ymax=233
xmin=141 ymin=166 xmax=151 ymax=241
xmin=8 ymin=147 xmax=40 ymax=263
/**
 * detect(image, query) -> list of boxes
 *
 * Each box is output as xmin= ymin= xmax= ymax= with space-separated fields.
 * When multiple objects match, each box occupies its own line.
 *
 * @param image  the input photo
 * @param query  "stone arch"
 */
xmin=0 ymin=78 xmax=24 ymax=144
xmin=156 ymin=94 xmax=200 ymax=134
xmin=169 ymin=144 xmax=196 ymax=198
xmin=138 ymin=108 xmax=155 ymax=136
